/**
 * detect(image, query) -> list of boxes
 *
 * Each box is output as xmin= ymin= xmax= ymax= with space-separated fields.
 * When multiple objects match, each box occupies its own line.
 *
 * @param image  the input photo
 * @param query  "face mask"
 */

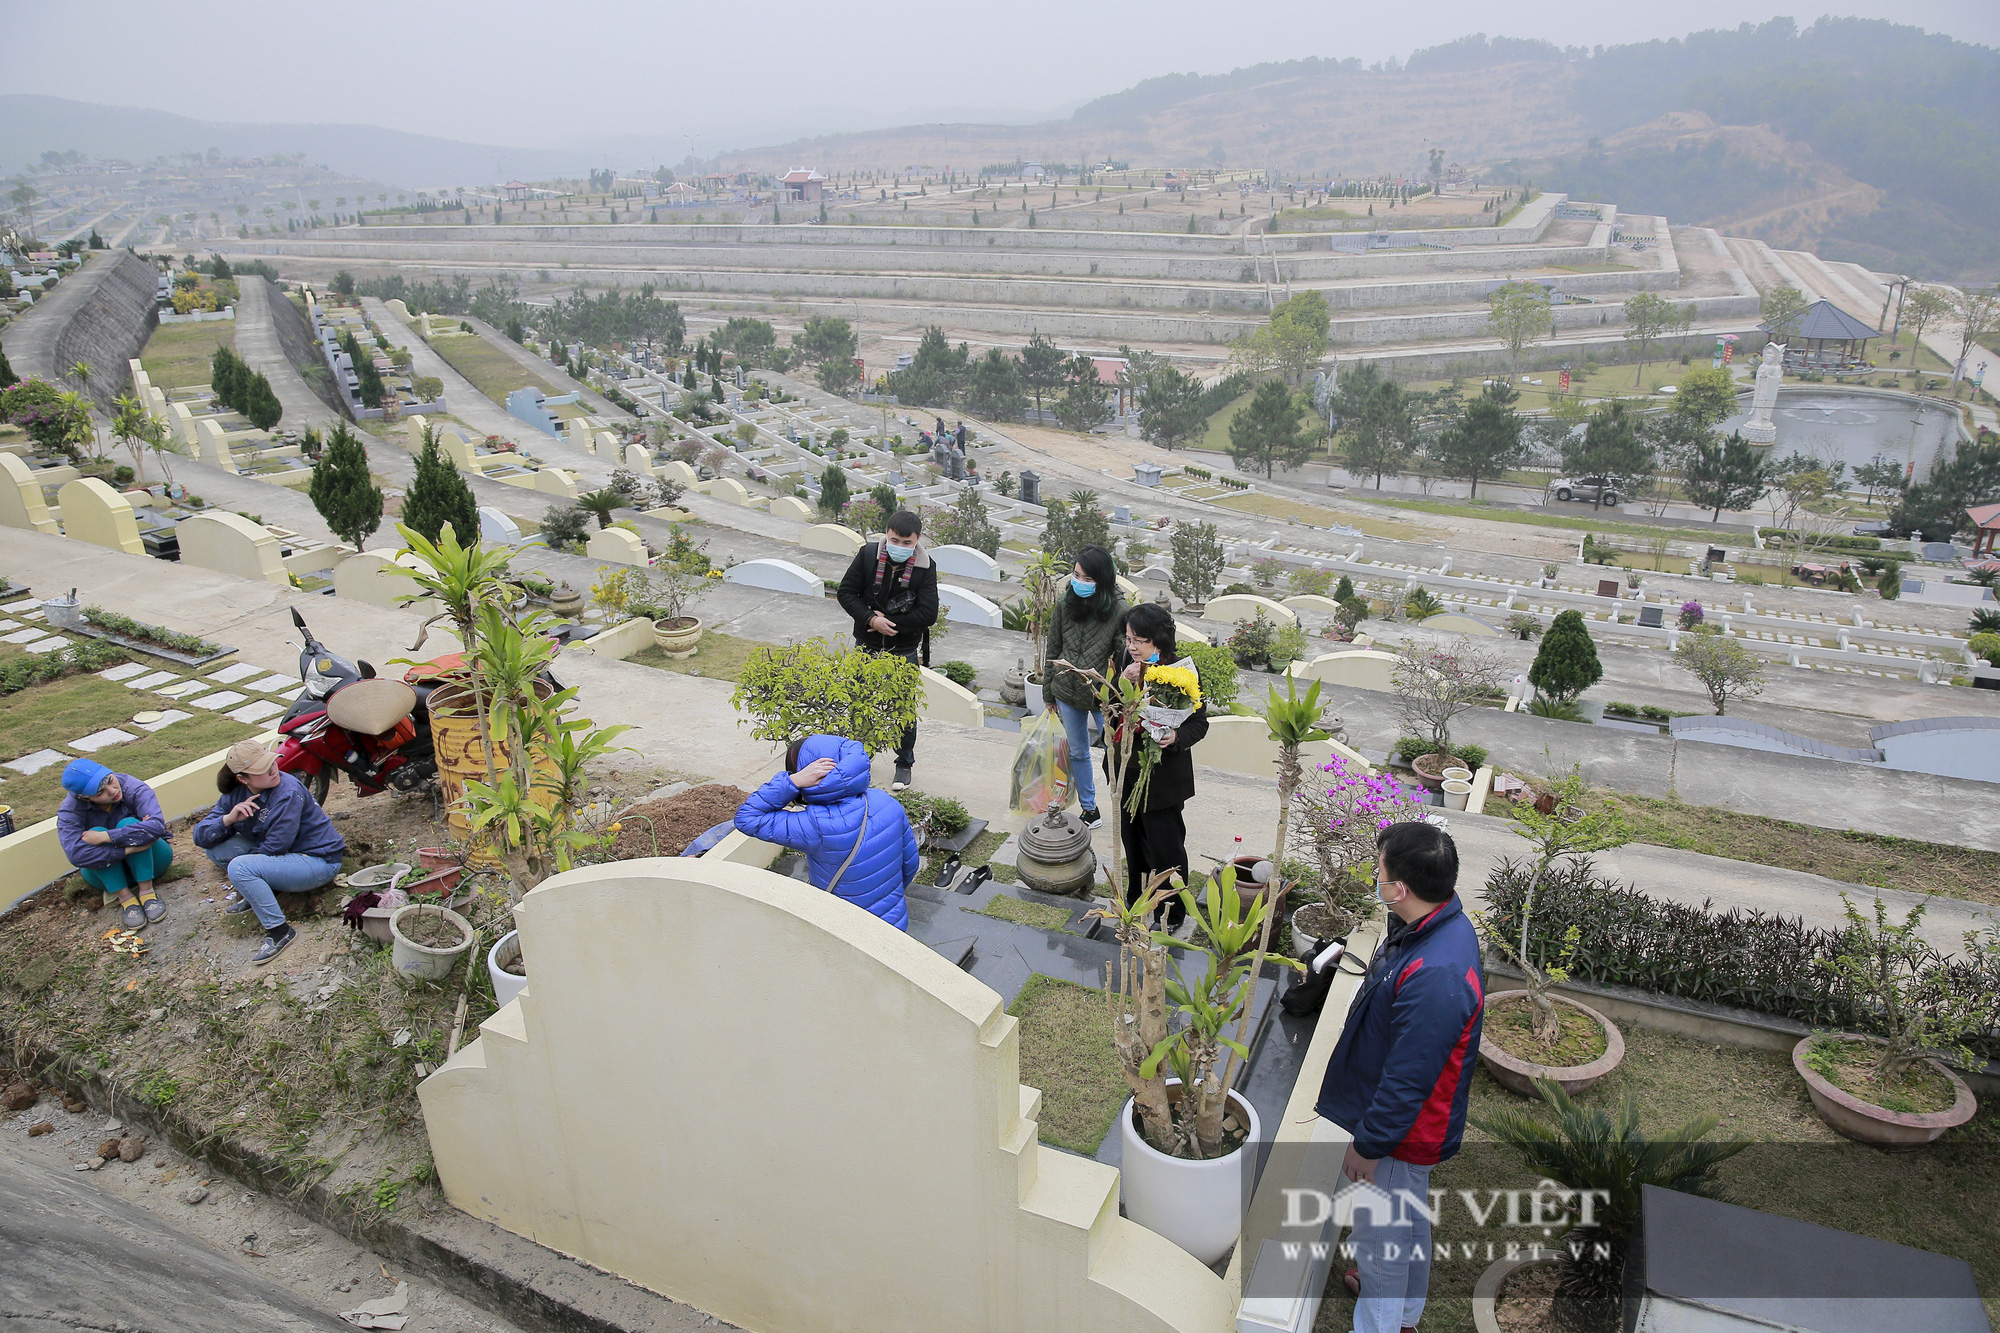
xmin=1071 ymin=578 xmax=1095 ymax=597
xmin=886 ymin=542 xmax=913 ymax=562
xmin=1375 ymin=875 xmax=1405 ymax=908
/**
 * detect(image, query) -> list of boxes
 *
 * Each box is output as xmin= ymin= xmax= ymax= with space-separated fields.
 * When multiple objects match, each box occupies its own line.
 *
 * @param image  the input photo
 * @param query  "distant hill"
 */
xmin=718 ymin=18 xmax=1998 ymax=282
xmin=0 ymin=95 xmax=598 ymax=187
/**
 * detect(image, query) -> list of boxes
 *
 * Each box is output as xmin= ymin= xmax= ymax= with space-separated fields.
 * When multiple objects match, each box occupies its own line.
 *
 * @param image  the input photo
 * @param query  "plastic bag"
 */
xmin=1009 ymin=710 xmax=1073 ymax=815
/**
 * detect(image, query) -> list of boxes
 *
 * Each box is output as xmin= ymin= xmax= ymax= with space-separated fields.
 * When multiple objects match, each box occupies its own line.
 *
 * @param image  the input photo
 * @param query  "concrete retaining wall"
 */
xmin=260 ymin=277 xmax=347 ymax=415
xmin=0 ymin=251 xmax=159 ymax=412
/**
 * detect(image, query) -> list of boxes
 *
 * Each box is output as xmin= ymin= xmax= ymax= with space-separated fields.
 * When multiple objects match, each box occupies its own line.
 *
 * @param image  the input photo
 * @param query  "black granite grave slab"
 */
xmin=1633 ymin=1185 xmax=1990 ymax=1333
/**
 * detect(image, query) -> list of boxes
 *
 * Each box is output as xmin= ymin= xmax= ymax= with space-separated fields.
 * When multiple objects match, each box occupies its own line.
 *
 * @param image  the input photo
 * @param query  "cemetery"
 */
xmin=1 ymin=170 xmax=1996 ymax=1333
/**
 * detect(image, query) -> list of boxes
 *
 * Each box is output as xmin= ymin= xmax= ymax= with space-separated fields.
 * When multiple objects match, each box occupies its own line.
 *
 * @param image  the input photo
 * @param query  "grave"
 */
xmin=929 ymin=544 xmax=1003 ymax=581
xmin=176 ymin=512 xmax=289 ymax=587
xmin=0 ymin=452 xmax=60 ymax=534
xmin=935 ymin=585 xmax=1003 ymax=627
xmin=587 ymin=527 xmax=649 ymax=566
xmin=722 ymin=558 xmax=825 ymax=598
xmin=55 ymin=479 xmax=144 ymax=556
xmin=798 ymin=523 xmax=865 ymax=558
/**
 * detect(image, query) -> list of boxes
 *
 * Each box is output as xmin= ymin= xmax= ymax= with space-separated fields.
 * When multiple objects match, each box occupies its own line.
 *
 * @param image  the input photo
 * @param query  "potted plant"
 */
xmin=1474 ymin=767 xmax=1632 ymax=1095
xmin=1793 ymin=895 xmax=1986 ymax=1148
xmin=1017 ymin=550 xmax=1065 ymax=711
xmin=1095 ymin=864 xmax=1298 ymax=1265
xmin=1540 ymin=561 xmax=1560 ymax=589
xmin=1391 ymin=639 xmax=1505 ymax=787
xmin=1227 ymin=607 xmax=1277 ymax=669
xmin=389 ymin=903 xmax=475 ymax=984
xmin=634 ymin=529 xmax=717 ymax=658
xmin=489 ymin=929 xmax=528 ymax=1009
xmin=1472 ymin=1080 xmax=1748 ymax=1333
xmin=1287 ymin=752 xmax=1425 ymax=949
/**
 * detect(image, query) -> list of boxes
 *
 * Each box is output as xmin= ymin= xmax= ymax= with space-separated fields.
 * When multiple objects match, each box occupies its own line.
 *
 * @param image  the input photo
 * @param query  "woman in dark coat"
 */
xmin=1040 ymin=544 xmax=1125 ymax=829
xmin=1105 ymin=602 xmax=1207 ymax=931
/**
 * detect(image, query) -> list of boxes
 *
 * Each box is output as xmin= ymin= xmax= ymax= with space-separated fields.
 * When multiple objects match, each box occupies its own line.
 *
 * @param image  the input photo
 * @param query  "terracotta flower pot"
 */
xmin=1478 ymin=990 xmax=1625 ymax=1096
xmin=1791 ymin=1034 xmax=1976 ymax=1149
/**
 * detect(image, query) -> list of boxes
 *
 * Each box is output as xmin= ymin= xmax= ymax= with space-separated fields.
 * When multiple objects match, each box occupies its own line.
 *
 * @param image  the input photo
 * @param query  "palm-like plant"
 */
xmin=1474 ymin=1079 xmax=1748 ymax=1331
xmin=1262 ymin=674 xmax=1330 ymax=915
xmin=1970 ymin=608 xmax=2000 ymax=635
xmin=381 ymin=522 xmax=517 ymax=790
xmin=574 ymin=488 xmax=623 ymax=530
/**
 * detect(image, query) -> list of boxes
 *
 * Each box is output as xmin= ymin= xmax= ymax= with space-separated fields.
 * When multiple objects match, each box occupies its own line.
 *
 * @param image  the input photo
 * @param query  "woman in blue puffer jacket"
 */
xmin=734 ymin=734 xmax=919 ymax=930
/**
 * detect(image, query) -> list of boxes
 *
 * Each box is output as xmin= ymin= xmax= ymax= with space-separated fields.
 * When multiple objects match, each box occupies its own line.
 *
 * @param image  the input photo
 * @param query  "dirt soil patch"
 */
xmin=1804 ymin=1035 xmax=1958 ymax=1115
xmin=1007 ymin=974 xmax=1128 ymax=1155
xmin=610 ymin=784 xmax=752 ymax=858
xmin=1493 ymin=1261 xmax=1560 ymax=1332
xmin=396 ymin=908 xmax=467 ymax=951
xmin=1595 ymin=791 xmax=2000 ymax=907
xmin=1483 ymin=995 xmax=1609 ymax=1066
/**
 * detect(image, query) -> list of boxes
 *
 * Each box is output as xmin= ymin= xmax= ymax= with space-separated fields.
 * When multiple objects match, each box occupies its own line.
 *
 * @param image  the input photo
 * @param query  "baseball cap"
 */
xmin=226 ymin=739 xmax=278 ymax=776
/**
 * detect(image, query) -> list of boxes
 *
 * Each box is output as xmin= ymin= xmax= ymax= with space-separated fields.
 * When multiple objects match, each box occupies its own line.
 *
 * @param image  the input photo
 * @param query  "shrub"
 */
xmin=1503 ymin=612 xmax=1542 ymax=641
xmin=1483 ymin=858 xmax=2000 ymax=1062
xmin=79 ymin=608 xmax=217 ymax=656
xmin=0 ymin=639 xmax=128 ymax=695
xmin=112 ymin=464 xmax=135 ymax=484
xmin=1266 ymin=624 xmax=1309 ymax=668
xmin=1969 ymin=633 xmax=2000 ymax=668
xmin=730 ymin=638 xmax=922 ymax=756
xmin=1227 ymin=608 xmax=1278 ymax=666
xmin=1185 ymin=641 xmax=1240 ymax=710
xmin=1529 ymin=609 xmax=1601 ymax=705
xmin=938 ymin=660 xmax=979 ymax=689
xmin=539 ymin=504 xmax=590 ymax=552
xmin=1250 ymin=555 xmax=1286 ymax=587
xmin=1401 ymin=586 xmax=1444 ymax=620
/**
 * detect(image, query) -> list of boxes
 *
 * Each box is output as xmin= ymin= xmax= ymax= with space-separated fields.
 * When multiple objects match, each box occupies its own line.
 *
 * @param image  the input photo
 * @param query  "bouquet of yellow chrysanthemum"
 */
xmin=1124 ymin=657 xmax=1201 ymax=814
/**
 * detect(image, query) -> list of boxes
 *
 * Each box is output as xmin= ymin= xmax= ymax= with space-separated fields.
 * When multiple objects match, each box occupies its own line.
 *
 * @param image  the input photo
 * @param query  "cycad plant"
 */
xmin=1474 ymin=1080 xmax=1747 ymax=1332
xmin=1262 ymin=674 xmax=1330 ymax=916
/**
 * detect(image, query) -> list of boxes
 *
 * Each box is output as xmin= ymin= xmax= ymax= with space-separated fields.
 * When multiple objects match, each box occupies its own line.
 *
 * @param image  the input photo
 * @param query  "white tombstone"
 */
xmin=723 ymin=558 xmax=825 ymax=598
xmin=936 ymin=585 xmax=1003 ymax=627
xmin=928 ymin=544 xmax=1003 ymax=582
xmin=479 ymin=507 xmax=523 ymax=545
xmin=587 ymin=526 xmax=649 ymax=566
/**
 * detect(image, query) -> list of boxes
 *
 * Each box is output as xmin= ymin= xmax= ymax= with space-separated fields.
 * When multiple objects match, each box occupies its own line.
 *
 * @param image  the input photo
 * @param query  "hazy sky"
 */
xmin=6 ymin=1 xmax=1996 ymax=152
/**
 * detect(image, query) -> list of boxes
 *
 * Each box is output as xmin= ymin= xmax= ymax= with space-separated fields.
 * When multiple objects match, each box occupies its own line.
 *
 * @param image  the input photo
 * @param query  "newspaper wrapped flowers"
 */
xmin=1125 ymin=657 xmax=1201 ymax=814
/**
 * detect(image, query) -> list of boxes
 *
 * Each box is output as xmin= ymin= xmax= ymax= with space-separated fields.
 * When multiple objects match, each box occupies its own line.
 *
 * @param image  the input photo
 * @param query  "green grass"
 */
xmin=1214 ymin=491 xmax=1432 ymax=542
xmin=139 ymin=321 xmax=236 ymax=391
xmin=627 ymin=630 xmax=761 ymax=684
xmin=1196 ymin=389 xmax=1254 ymax=453
xmin=0 ymin=708 xmax=258 ymax=828
xmin=1347 ymin=493 xmax=1728 ymax=543
xmin=427 ymin=333 xmax=588 ymax=418
xmin=980 ymin=894 xmax=1075 ymax=932
xmin=1594 ymin=791 xmax=2000 ymax=906
xmin=1312 ymin=1026 xmax=2000 ymax=1332
xmin=1008 ymin=974 xmax=1130 ymax=1154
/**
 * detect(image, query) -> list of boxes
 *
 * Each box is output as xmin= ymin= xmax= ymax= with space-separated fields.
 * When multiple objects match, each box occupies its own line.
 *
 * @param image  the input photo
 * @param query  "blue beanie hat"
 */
xmin=61 ymin=758 xmax=113 ymax=798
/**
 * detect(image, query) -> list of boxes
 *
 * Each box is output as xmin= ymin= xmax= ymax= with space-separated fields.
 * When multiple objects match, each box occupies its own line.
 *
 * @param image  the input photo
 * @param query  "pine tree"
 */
xmin=817 ymin=463 xmax=849 ymax=518
xmin=308 ymin=422 xmax=382 ymax=550
xmin=1333 ymin=574 xmax=1355 ymax=602
xmin=243 ymin=373 xmax=283 ymax=430
xmin=1528 ymin=609 xmax=1602 ymax=705
xmin=402 ymin=427 xmax=479 ymax=545
xmin=0 ymin=345 xmax=15 ymax=389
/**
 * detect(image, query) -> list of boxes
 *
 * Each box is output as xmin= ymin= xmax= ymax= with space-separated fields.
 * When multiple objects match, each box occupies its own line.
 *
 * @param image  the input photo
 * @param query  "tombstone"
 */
xmin=1421 ymin=612 xmax=1501 ymax=638
xmin=722 ymin=558 xmax=825 ymax=598
xmin=945 ymin=452 xmax=966 ymax=482
xmin=1637 ymin=605 xmax=1665 ymax=629
xmin=887 ymin=470 xmax=905 ymax=487
xmin=587 ymin=527 xmax=649 ymax=566
xmin=415 ymin=858 xmax=1231 ymax=1333
xmin=0 ymin=452 xmax=59 ymax=534
xmin=595 ymin=431 xmax=621 ymax=459
xmin=196 ymin=419 xmax=238 ymax=473
xmin=1706 ymin=547 xmax=1728 ymax=567
xmin=799 ymin=523 xmax=865 ymax=558
xmin=1113 ymin=505 xmax=1131 ymax=525
xmin=929 ymin=544 xmax=1003 ymax=582
xmin=534 ymin=468 xmax=578 ymax=499
xmin=439 ymin=432 xmax=480 ymax=471
xmin=658 ymin=459 xmax=699 ymax=488
xmin=1919 ymin=542 xmax=1959 ymax=564
xmin=55 ymin=479 xmax=144 ymax=556
xmin=1203 ymin=594 xmax=1298 ymax=628
xmin=1018 ymin=469 xmax=1040 ymax=505
xmin=1133 ymin=462 xmax=1162 ymax=488
xmin=479 ymin=507 xmax=522 ymax=546
xmin=1596 ymin=578 xmax=1621 ymax=598
xmin=623 ymin=443 xmax=655 ymax=476
xmin=176 ymin=512 xmax=288 ymax=586
xmin=936 ymin=585 xmax=1003 ymax=627
xmin=708 ymin=477 xmax=754 ymax=506
xmin=332 ymin=551 xmax=418 ymax=608
xmin=770 ymin=495 xmax=815 ymax=523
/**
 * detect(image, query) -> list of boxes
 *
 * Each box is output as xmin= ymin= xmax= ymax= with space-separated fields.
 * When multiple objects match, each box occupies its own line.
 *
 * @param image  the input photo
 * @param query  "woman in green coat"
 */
xmin=1041 ymin=545 xmax=1125 ymax=828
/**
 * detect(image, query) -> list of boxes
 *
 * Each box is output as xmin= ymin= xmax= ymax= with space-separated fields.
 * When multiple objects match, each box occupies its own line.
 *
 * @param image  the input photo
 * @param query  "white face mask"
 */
xmin=1375 ymin=870 xmax=1406 ymax=908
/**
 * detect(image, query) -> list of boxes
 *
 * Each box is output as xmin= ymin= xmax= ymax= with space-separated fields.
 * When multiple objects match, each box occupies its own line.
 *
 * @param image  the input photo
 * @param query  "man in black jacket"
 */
xmin=835 ymin=511 xmax=939 ymax=790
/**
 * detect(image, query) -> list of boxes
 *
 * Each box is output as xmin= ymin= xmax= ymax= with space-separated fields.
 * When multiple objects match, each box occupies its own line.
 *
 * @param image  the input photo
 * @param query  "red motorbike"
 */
xmin=276 ymin=608 xmax=445 ymax=804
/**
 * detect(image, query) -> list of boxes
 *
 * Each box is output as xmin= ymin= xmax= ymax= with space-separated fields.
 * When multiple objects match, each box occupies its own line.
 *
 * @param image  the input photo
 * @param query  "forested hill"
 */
xmin=1460 ymin=18 xmax=2000 ymax=282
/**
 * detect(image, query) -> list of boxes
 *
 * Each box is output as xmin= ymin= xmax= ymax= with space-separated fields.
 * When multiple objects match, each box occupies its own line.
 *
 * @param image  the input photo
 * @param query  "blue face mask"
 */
xmin=885 ymin=542 xmax=914 ymax=562
xmin=1071 ymin=578 xmax=1095 ymax=597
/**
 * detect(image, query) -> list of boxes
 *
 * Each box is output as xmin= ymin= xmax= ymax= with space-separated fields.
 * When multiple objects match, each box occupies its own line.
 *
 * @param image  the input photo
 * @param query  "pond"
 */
xmin=1720 ymin=389 xmax=1965 ymax=482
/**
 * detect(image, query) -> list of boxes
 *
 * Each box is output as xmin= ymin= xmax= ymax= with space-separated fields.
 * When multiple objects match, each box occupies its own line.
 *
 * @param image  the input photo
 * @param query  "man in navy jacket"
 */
xmin=1314 ymin=820 xmax=1484 ymax=1333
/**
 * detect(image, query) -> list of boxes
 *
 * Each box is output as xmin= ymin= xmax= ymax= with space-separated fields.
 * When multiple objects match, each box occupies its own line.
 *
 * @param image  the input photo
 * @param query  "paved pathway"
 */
xmin=232 ymin=277 xmax=340 ymax=430
xmin=4 ymin=526 xmax=1989 ymax=952
xmin=360 ymin=299 xmax=541 ymax=448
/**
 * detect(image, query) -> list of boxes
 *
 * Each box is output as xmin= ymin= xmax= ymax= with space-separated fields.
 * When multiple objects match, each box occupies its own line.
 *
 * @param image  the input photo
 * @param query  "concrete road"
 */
xmin=233 ymin=277 xmax=341 ymax=430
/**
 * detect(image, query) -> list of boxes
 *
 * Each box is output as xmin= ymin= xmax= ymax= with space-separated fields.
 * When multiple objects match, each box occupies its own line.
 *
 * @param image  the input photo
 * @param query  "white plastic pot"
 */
xmin=389 ymin=904 xmax=473 ymax=985
xmin=1443 ymin=778 xmax=1473 ymax=810
xmin=1440 ymin=766 xmax=1473 ymax=784
xmin=488 ymin=929 xmax=527 ymax=1010
xmin=1024 ymin=676 xmax=1044 ymax=713
xmin=1119 ymin=1082 xmax=1261 ymax=1266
